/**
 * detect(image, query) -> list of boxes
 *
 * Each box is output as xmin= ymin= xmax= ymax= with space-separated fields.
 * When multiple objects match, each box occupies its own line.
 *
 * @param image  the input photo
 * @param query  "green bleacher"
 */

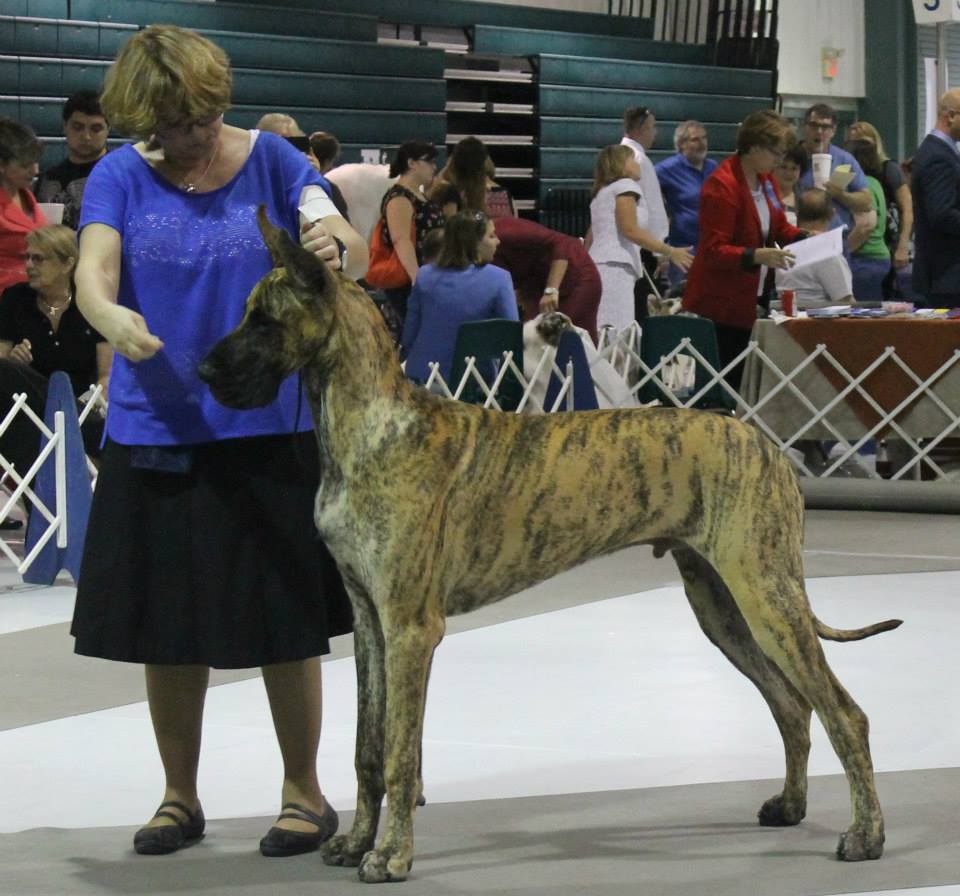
xmin=3 ymin=0 xmax=778 ymax=223
xmin=227 ymin=0 xmax=654 ymax=40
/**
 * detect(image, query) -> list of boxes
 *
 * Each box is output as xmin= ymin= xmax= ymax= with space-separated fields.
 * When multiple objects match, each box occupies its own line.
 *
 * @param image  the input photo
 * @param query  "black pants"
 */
xmin=713 ymin=323 xmax=752 ymax=393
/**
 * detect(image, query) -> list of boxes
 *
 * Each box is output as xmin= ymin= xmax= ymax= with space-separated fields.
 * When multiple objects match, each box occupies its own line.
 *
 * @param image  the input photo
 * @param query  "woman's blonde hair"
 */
xmin=848 ymin=121 xmax=888 ymax=162
xmin=100 ymin=25 xmax=232 ymax=138
xmin=591 ymin=144 xmax=633 ymax=198
xmin=27 ymin=225 xmax=78 ymax=267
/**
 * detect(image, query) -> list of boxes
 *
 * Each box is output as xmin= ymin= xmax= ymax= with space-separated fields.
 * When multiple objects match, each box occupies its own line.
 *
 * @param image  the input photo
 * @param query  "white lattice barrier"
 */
xmin=429 ymin=324 xmax=960 ymax=482
xmin=0 ymin=384 xmax=105 ymax=574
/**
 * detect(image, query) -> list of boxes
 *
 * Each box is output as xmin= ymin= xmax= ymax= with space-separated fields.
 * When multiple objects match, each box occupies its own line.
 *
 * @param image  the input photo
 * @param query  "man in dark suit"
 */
xmin=912 ymin=88 xmax=960 ymax=307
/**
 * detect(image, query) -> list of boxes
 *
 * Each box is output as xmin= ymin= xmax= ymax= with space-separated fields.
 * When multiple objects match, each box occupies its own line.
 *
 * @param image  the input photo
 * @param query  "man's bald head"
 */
xmin=937 ymin=89 xmax=960 ymax=139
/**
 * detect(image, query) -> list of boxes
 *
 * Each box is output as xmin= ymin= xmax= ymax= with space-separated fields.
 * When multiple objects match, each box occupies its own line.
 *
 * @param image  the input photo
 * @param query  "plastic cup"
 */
xmin=780 ymin=289 xmax=796 ymax=317
xmin=38 ymin=202 xmax=64 ymax=225
xmin=811 ymin=153 xmax=832 ymax=189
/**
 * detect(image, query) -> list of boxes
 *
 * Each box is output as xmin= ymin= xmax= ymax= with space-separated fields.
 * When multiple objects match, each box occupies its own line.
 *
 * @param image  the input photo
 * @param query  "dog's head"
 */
xmin=198 ymin=206 xmax=341 ymax=409
xmin=533 ymin=311 xmax=574 ymax=347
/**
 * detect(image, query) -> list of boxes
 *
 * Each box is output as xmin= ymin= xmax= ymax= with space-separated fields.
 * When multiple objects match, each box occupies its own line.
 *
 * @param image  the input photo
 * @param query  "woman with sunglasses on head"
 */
xmin=0 ymin=117 xmax=48 ymax=294
xmin=70 ymin=24 xmax=367 ymax=859
xmin=683 ymin=110 xmax=805 ymax=390
xmin=401 ymin=210 xmax=517 ymax=386
xmin=0 ymin=225 xmax=110 ymax=514
xmin=374 ymin=140 xmax=446 ymax=337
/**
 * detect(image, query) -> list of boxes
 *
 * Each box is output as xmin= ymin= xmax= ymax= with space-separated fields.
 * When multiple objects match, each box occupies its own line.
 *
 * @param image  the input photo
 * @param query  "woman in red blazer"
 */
xmin=684 ymin=110 xmax=804 ymax=388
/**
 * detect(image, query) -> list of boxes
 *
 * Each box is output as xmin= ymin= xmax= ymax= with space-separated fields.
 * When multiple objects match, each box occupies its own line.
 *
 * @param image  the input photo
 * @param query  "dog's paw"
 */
xmin=321 ymin=834 xmax=368 ymax=868
xmin=358 ymin=848 xmax=412 ymax=883
xmin=836 ymin=828 xmax=884 ymax=861
xmin=757 ymin=793 xmax=806 ymax=827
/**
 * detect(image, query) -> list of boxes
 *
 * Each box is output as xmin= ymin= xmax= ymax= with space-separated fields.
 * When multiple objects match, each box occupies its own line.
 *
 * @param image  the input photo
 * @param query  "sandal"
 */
xmin=259 ymin=800 xmax=338 ymax=857
xmin=133 ymin=801 xmax=205 ymax=855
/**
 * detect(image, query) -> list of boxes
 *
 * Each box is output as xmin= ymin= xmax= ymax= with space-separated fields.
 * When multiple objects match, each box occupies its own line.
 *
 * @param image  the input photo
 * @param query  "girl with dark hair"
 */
xmin=429 ymin=136 xmax=516 ymax=219
xmin=401 ymin=210 xmax=517 ymax=384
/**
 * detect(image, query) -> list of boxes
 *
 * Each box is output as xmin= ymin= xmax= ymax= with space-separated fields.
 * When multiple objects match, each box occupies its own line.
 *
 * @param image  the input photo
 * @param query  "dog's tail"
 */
xmin=815 ymin=617 xmax=903 ymax=642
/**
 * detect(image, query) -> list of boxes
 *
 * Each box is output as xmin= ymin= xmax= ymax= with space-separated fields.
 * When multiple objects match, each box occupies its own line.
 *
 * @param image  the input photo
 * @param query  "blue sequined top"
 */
xmin=79 ymin=132 xmax=330 ymax=446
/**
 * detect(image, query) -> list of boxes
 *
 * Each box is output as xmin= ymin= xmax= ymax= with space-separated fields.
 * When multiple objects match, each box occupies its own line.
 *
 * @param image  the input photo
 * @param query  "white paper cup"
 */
xmin=811 ymin=153 xmax=832 ymax=189
xmin=38 ymin=202 xmax=64 ymax=225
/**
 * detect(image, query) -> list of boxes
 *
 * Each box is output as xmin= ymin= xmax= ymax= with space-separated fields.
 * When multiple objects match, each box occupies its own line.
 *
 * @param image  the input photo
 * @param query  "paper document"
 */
xmin=828 ymin=164 xmax=855 ymax=190
xmin=783 ymin=228 xmax=844 ymax=271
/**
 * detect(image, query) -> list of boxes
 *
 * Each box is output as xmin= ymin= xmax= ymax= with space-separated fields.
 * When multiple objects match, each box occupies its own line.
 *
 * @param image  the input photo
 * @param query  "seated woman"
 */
xmin=773 ymin=143 xmax=808 ymax=226
xmin=401 ymin=210 xmax=517 ymax=384
xmin=0 ymin=224 xmax=110 ymax=489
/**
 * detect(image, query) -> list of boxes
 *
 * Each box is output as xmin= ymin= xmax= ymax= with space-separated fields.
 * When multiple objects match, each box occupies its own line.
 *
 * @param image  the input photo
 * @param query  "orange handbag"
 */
xmin=365 ymin=217 xmax=413 ymax=289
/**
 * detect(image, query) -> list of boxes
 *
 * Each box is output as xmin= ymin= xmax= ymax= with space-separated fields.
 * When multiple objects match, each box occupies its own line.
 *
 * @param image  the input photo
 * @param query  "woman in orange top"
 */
xmin=0 ymin=118 xmax=47 ymax=293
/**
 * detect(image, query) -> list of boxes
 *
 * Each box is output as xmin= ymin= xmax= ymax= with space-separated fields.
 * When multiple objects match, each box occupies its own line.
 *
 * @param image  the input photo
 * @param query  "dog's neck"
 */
xmin=300 ymin=287 xmax=416 ymax=468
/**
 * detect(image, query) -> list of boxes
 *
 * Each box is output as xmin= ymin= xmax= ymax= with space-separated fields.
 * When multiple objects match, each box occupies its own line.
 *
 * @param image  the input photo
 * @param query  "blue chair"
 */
xmin=543 ymin=330 xmax=599 ymax=411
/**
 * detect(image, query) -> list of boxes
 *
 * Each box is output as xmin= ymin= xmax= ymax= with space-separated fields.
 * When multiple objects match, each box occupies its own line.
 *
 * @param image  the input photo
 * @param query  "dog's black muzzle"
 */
xmin=198 ymin=331 xmax=289 ymax=410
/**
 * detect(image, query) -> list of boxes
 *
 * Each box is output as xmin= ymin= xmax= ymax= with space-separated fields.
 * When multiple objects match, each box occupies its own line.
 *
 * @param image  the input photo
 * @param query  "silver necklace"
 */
xmin=39 ymin=292 xmax=71 ymax=316
xmin=179 ymin=141 xmax=220 ymax=193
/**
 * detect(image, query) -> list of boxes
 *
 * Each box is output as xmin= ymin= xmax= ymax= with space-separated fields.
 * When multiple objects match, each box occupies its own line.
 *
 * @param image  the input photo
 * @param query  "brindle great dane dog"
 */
xmin=199 ymin=209 xmax=901 ymax=883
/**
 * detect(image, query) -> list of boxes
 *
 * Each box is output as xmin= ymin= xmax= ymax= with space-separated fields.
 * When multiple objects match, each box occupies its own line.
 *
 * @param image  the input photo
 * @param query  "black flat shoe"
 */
xmin=133 ymin=801 xmax=205 ymax=855
xmin=259 ymin=800 xmax=338 ymax=857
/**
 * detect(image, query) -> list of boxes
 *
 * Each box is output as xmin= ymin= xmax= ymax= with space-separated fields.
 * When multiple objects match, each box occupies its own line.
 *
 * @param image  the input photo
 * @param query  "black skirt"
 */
xmin=71 ymin=433 xmax=353 ymax=668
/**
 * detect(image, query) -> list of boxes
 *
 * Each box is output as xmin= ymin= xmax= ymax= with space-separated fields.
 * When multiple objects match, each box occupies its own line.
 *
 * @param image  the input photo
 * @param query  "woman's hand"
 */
xmin=539 ymin=291 xmax=559 ymax=313
xmin=300 ymin=219 xmax=342 ymax=270
xmin=668 ymin=246 xmax=694 ymax=272
xmin=96 ymin=303 xmax=164 ymax=362
xmin=754 ymin=247 xmax=796 ymax=270
xmin=893 ymin=244 xmax=910 ymax=270
xmin=9 ymin=339 xmax=32 ymax=366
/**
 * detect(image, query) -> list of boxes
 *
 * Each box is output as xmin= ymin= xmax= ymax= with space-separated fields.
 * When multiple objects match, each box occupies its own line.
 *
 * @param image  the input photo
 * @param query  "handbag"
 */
xmin=366 ymin=217 xmax=413 ymax=290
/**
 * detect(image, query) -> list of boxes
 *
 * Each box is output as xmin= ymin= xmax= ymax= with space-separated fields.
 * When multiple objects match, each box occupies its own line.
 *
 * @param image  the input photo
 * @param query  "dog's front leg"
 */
xmin=323 ymin=588 xmax=386 ymax=868
xmin=358 ymin=616 xmax=444 ymax=883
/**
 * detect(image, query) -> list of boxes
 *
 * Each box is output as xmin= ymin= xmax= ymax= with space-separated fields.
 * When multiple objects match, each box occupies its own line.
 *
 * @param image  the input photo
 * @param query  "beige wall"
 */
xmin=777 ymin=0 xmax=865 ymax=98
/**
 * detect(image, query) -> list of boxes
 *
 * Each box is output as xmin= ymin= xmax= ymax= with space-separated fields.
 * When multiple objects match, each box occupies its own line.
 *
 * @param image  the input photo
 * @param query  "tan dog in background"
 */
xmin=199 ymin=209 xmax=901 ymax=883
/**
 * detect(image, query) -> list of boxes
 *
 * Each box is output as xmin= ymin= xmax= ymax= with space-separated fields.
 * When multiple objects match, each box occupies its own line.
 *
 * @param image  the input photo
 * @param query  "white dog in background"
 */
xmin=523 ymin=312 xmax=638 ymax=410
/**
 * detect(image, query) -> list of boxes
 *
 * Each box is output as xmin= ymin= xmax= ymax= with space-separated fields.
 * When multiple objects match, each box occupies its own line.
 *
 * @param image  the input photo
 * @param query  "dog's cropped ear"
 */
xmin=256 ymin=205 xmax=335 ymax=295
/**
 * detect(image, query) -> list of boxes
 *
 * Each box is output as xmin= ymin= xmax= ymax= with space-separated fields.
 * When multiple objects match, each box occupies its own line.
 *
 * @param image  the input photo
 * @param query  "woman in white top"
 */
xmin=586 ymin=145 xmax=693 ymax=332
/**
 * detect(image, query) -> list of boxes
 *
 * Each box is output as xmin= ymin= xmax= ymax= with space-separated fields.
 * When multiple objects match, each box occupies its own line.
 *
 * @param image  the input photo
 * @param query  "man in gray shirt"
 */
xmin=776 ymin=189 xmax=854 ymax=308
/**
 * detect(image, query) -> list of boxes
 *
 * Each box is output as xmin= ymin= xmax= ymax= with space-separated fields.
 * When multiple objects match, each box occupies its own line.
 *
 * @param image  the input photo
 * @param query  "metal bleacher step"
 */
xmin=444 ymin=67 xmax=533 ymax=83
xmin=446 ymin=133 xmax=534 ymax=145
xmin=445 ymin=101 xmax=534 ymax=115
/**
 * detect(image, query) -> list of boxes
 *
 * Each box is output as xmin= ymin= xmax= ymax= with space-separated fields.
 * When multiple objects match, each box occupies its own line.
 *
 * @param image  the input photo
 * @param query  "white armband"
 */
xmin=298 ymin=184 xmax=340 ymax=222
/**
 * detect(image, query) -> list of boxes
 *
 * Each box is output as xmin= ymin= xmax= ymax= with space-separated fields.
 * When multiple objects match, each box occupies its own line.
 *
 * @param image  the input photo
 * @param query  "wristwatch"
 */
xmin=542 ymin=287 xmax=559 ymax=296
xmin=333 ymin=237 xmax=347 ymax=272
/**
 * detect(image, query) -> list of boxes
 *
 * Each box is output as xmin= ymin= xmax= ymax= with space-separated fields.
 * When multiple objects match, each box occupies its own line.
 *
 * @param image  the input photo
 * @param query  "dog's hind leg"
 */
xmin=323 ymin=586 xmax=387 ymax=869
xmin=358 ymin=611 xmax=445 ymax=883
xmin=713 ymin=559 xmax=885 ymax=861
xmin=672 ymin=547 xmax=811 ymax=826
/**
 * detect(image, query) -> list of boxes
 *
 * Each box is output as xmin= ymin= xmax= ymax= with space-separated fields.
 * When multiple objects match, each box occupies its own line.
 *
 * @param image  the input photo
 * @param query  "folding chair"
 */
xmin=449 ymin=319 xmax=525 ymax=411
xmin=543 ymin=329 xmax=600 ymax=411
xmin=639 ymin=316 xmax=734 ymax=410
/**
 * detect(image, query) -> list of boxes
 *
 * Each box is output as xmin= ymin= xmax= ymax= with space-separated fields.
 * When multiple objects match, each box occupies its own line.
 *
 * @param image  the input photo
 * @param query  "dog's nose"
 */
xmin=196 ymin=357 xmax=218 ymax=384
